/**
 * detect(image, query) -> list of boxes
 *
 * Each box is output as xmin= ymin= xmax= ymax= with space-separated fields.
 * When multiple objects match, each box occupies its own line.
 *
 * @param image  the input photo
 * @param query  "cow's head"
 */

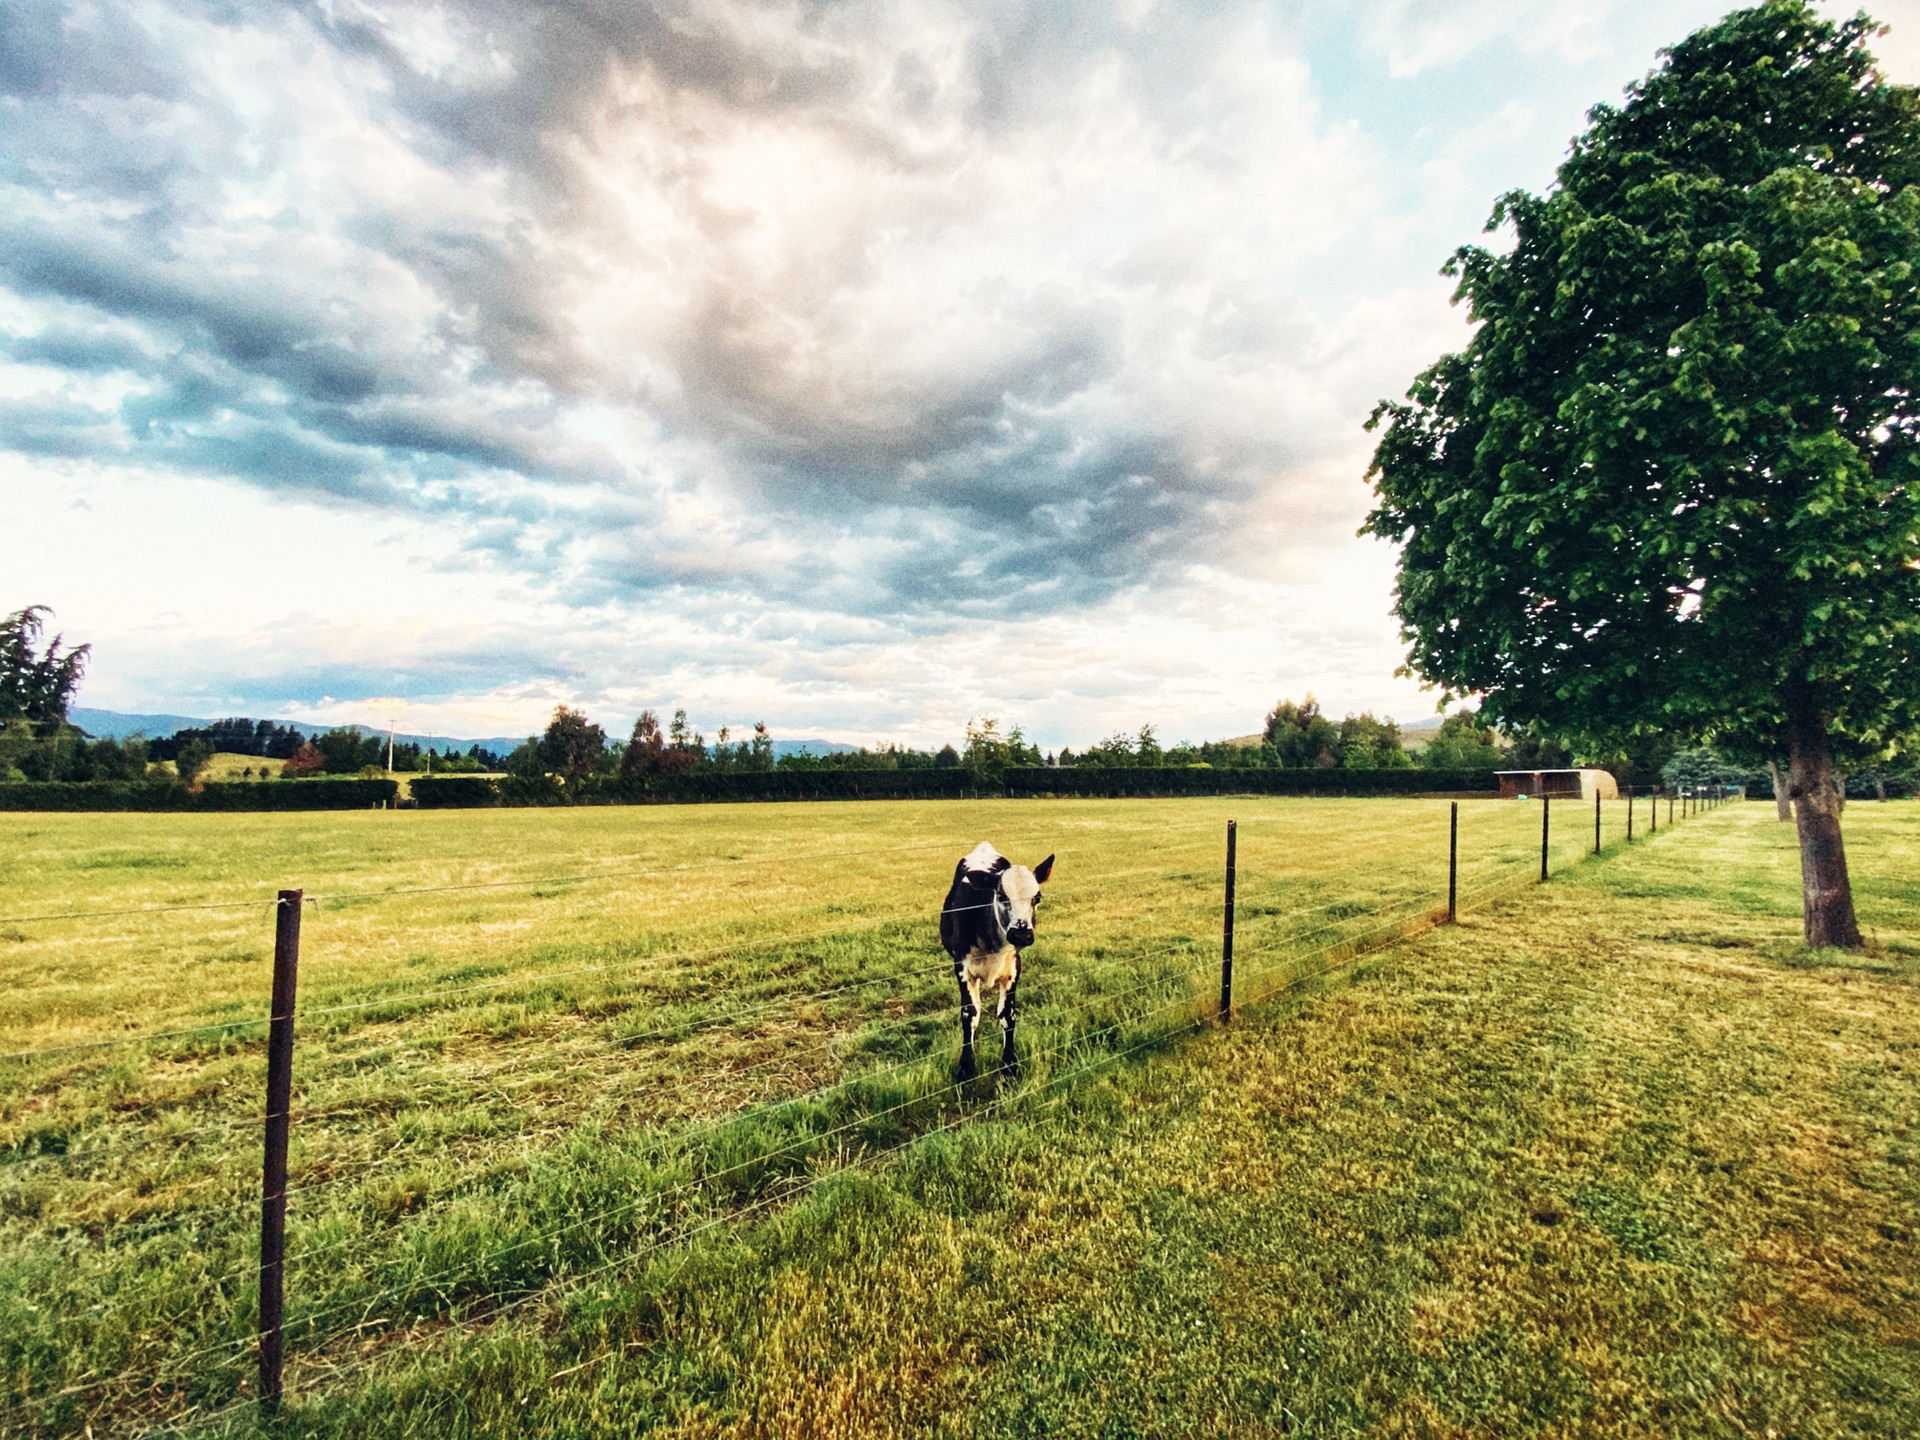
xmin=961 ymin=848 xmax=1055 ymax=950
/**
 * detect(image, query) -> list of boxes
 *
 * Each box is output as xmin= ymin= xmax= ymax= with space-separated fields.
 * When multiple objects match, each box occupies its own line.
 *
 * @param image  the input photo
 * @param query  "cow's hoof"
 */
xmin=955 ymin=1054 xmax=978 ymax=1083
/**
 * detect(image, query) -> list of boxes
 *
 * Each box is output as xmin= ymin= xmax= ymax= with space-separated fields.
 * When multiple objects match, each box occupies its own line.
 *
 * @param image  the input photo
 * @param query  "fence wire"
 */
xmin=0 ymin=795 xmax=1725 ymax=1436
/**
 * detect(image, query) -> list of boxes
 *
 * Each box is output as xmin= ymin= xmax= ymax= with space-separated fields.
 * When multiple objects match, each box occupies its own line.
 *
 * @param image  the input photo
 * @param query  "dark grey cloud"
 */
xmin=0 ymin=0 xmax=1375 ymax=625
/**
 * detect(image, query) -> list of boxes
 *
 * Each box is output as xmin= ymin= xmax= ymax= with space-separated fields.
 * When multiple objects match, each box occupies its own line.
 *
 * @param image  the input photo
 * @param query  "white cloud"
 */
xmin=1361 ymin=0 xmax=1630 ymax=78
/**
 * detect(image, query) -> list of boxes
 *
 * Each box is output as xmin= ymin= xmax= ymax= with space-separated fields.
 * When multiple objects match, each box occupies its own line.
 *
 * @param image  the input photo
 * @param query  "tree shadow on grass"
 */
xmin=1754 ymin=940 xmax=1919 ymax=984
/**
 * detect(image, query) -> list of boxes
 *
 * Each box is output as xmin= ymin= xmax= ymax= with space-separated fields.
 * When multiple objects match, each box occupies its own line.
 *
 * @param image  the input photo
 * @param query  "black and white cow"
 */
xmin=940 ymin=842 xmax=1055 ymax=1081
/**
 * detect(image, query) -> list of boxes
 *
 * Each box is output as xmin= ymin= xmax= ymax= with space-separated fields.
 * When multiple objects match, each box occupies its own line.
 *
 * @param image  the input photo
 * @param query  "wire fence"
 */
xmin=0 ymin=787 xmax=1739 ymax=1437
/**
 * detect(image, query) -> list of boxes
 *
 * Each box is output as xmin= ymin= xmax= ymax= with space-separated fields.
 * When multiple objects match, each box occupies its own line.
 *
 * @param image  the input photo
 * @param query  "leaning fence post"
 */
xmin=1219 ymin=820 xmax=1236 ymax=1022
xmin=260 ymin=889 xmax=302 ymax=1414
xmin=1447 ymin=801 xmax=1458 ymax=923
xmin=1540 ymin=795 xmax=1551 ymax=883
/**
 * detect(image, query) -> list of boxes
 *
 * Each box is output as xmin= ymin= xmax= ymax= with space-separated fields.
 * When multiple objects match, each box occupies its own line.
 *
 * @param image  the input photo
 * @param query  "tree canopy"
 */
xmin=1 ymin=606 xmax=89 ymax=732
xmin=1364 ymin=2 xmax=1920 ymax=945
xmin=536 ymin=706 xmax=611 ymax=782
xmin=1263 ymin=698 xmax=1342 ymax=768
xmin=1417 ymin=712 xmax=1504 ymax=770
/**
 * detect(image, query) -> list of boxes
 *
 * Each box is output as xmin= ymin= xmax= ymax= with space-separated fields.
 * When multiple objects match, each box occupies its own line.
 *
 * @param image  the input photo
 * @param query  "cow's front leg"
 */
xmin=954 ymin=965 xmax=978 ymax=1081
xmin=998 ymin=977 xmax=1020 ymax=1079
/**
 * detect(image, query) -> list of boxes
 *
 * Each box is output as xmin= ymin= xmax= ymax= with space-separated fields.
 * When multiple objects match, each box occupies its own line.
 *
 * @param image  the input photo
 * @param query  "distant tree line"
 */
xmin=1049 ymin=698 xmax=1481 ymax=773
xmin=3 ymin=716 xmax=507 ymax=786
xmin=5 ymin=600 xmax=1911 ymax=799
xmin=497 ymin=707 xmax=974 ymax=783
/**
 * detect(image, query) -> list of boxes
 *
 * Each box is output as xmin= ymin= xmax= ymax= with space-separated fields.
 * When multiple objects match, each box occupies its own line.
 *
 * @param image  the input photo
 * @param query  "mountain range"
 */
xmin=67 ymin=708 xmax=859 ymax=759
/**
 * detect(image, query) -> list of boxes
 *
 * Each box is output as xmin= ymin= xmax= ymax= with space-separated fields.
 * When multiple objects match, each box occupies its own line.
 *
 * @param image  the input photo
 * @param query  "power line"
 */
xmin=0 ymin=814 xmax=1241 ymax=931
xmin=1 ymin=851 xmax=1227 ymax=1063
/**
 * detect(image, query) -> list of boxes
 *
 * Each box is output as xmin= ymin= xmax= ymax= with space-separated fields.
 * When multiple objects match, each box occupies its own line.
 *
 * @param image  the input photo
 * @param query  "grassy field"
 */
xmin=2 ymin=796 xmax=1915 ymax=1435
xmin=191 ymin=753 xmax=480 ymax=795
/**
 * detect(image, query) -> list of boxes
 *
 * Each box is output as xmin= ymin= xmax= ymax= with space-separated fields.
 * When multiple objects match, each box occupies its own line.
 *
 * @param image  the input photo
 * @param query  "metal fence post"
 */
xmin=1447 ymin=801 xmax=1458 ymax=923
xmin=1594 ymin=789 xmax=1602 ymax=854
xmin=1540 ymin=796 xmax=1551 ymax=882
xmin=1219 ymin=820 xmax=1236 ymax=1022
xmin=260 ymin=889 xmax=302 ymax=1413
xmin=1627 ymin=789 xmax=1635 ymax=842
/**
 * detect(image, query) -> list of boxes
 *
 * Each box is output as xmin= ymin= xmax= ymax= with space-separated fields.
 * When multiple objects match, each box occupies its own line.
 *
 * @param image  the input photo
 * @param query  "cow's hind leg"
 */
xmin=998 ymin=977 xmax=1020 ymax=1080
xmin=954 ymin=966 xmax=978 ymax=1081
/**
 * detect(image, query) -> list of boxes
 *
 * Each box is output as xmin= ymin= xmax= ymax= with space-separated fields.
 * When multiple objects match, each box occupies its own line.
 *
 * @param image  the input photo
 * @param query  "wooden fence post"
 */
xmin=260 ymin=889 xmax=302 ymax=1413
xmin=1447 ymin=801 xmax=1458 ymax=923
xmin=1540 ymin=796 xmax=1551 ymax=883
xmin=1219 ymin=821 xmax=1236 ymax=1022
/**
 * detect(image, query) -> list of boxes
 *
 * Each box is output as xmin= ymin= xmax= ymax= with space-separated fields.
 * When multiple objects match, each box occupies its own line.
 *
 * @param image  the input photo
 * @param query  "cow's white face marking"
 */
xmin=1000 ymin=865 xmax=1041 ymax=930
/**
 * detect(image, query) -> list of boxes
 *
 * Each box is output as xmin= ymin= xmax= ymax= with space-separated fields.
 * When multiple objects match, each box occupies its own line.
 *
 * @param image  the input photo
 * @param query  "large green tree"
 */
xmin=1263 ymin=697 xmax=1342 ymax=768
xmin=536 ymin=706 xmax=610 ymax=782
xmin=1365 ymin=2 xmax=1920 ymax=947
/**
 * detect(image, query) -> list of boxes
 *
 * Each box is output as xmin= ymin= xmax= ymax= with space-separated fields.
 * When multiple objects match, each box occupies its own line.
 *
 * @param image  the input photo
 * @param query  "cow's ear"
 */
xmin=1032 ymin=854 xmax=1055 ymax=884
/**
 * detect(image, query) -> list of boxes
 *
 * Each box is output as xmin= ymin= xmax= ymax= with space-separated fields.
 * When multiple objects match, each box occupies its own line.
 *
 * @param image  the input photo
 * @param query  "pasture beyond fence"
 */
xmin=0 ymin=789 xmax=1739 ymax=1436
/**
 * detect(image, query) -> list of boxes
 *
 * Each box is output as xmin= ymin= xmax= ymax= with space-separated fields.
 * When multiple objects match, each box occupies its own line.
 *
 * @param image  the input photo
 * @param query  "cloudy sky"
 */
xmin=6 ymin=0 xmax=1918 ymax=748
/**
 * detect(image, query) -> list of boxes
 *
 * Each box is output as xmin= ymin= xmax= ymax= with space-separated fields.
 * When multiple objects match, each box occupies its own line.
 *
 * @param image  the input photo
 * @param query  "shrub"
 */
xmin=0 ymin=779 xmax=399 ymax=811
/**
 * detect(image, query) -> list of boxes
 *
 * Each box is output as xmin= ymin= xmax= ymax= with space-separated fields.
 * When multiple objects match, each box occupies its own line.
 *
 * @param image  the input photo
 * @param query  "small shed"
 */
xmin=1496 ymin=768 xmax=1619 ymax=801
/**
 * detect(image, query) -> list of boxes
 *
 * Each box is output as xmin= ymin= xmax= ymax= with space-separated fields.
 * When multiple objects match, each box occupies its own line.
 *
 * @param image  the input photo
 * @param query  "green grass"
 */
xmin=3 ymin=797 xmax=1917 ymax=1435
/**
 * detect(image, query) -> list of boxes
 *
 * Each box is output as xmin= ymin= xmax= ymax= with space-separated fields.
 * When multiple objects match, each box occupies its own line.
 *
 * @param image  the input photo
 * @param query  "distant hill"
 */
xmin=70 ymin=707 xmax=527 ymax=753
xmin=769 ymin=739 xmax=860 ymax=757
xmin=68 ymin=707 xmax=856 ymax=759
xmin=70 ymin=708 xmax=224 ymax=741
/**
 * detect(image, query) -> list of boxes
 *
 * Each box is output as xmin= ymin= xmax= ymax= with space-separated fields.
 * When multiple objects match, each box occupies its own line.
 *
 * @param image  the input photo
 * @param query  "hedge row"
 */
xmin=2 ymin=767 xmax=1692 ymax=813
xmin=410 ymin=770 xmax=987 ymax=808
xmin=0 ymin=779 xmax=401 ymax=812
xmin=0 ymin=767 xmax=1718 ymax=813
xmin=1005 ymin=766 xmax=1503 ymax=798
xmin=1016 ymin=767 xmax=1665 ymax=797
xmin=408 ymin=766 xmax=1506 ymax=808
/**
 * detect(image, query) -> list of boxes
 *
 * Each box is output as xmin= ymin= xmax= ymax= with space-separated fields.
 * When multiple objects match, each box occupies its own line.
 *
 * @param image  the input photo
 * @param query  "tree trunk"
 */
xmin=1768 ymin=760 xmax=1792 ymax=821
xmin=1787 ymin=715 xmax=1863 ymax=949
